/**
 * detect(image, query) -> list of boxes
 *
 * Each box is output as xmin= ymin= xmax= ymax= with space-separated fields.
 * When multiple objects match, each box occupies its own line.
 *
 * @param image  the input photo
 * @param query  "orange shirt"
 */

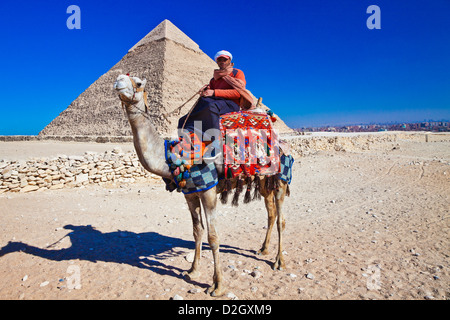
xmin=209 ymin=69 xmax=246 ymax=106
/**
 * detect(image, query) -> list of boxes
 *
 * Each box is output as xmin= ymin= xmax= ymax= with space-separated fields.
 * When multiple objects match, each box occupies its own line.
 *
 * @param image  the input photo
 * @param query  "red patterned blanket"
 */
xmin=219 ymin=111 xmax=280 ymax=180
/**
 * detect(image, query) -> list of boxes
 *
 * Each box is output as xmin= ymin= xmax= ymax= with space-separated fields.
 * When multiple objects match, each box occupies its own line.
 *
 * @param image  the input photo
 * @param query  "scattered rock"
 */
xmin=226 ymin=292 xmax=238 ymax=300
xmin=185 ymin=252 xmax=195 ymax=263
xmin=188 ymin=288 xmax=201 ymax=294
xmin=228 ymin=265 xmax=237 ymax=271
xmin=171 ymin=294 xmax=183 ymax=300
xmin=251 ymin=270 xmax=262 ymax=279
xmin=306 ymin=273 xmax=315 ymax=280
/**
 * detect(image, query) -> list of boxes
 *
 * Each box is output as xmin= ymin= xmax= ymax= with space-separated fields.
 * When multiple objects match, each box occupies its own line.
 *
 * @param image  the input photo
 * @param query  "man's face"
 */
xmin=217 ymin=56 xmax=231 ymax=69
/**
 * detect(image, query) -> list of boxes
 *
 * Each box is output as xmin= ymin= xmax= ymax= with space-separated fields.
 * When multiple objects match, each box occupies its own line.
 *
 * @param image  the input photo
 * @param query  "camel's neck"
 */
xmin=124 ymin=99 xmax=172 ymax=179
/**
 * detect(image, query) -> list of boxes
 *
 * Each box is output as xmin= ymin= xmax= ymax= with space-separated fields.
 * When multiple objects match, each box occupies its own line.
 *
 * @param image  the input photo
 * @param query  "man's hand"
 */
xmin=201 ymin=89 xmax=215 ymax=97
xmin=198 ymin=85 xmax=209 ymax=94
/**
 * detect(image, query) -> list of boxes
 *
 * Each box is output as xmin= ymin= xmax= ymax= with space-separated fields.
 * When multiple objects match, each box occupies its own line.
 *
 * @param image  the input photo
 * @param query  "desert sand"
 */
xmin=0 ymin=134 xmax=448 ymax=300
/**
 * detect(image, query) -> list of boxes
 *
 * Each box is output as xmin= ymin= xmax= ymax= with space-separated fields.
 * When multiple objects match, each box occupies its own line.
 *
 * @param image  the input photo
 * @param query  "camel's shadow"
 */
xmin=0 ymin=224 xmax=270 ymax=285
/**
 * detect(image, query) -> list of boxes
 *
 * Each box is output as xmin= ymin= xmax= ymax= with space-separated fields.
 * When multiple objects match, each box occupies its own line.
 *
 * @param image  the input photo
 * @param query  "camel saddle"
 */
xmin=164 ymin=110 xmax=290 ymax=198
xmin=219 ymin=110 xmax=280 ymax=180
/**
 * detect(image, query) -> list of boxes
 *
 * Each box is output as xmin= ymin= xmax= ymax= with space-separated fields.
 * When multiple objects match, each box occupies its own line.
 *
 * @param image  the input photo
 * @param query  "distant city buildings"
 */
xmin=297 ymin=121 xmax=449 ymax=133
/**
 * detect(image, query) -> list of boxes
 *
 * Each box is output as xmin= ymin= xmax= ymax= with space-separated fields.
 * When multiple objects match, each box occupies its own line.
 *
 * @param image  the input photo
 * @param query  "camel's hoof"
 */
xmin=272 ymin=264 xmax=284 ymax=271
xmin=272 ymin=258 xmax=286 ymax=271
xmin=257 ymin=248 xmax=269 ymax=256
xmin=206 ymin=283 xmax=226 ymax=297
xmin=182 ymin=269 xmax=201 ymax=281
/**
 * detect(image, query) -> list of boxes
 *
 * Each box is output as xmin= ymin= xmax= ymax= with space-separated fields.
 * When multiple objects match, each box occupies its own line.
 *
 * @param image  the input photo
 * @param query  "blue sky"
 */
xmin=0 ymin=0 xmax=449 ymax=135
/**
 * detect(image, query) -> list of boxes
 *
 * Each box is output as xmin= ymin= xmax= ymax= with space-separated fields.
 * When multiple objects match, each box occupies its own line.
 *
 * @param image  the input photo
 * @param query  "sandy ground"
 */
xmin=0 ymin=136 xmax=448 ymax=300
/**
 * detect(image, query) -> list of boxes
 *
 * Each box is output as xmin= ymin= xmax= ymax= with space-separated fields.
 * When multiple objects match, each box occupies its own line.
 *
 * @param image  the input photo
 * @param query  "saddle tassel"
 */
xmin=253 ymin=175 xmax=261 ymax=201
xmin=232 ymin=177 xmax=244 ymax=207
xmin=243 ymin=176 xmax=253 ymax=204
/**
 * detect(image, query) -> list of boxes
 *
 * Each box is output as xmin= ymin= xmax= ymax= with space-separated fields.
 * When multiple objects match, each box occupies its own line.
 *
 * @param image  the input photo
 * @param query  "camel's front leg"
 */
xmin=182 ymin=195 xmax=203 ymax=280
xmin=201 ymin=188 xmax=226 ymax=297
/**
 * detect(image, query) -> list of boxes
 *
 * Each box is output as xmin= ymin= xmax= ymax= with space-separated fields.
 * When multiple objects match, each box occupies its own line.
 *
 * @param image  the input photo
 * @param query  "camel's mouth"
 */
xmin=113 ymin=81 xmax=128 ymax=91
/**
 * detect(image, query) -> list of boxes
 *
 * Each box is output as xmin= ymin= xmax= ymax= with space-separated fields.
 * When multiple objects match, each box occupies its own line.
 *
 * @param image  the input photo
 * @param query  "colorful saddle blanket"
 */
xmin=219 ymin=111 xmax=280 ymax=180
xmin=278 ymin=153 xmax=294 ymax=184
xmin=164 ymin=110 xmax=291 ymax=195
xmin=164 ymin=137 xmax=218 ymax=194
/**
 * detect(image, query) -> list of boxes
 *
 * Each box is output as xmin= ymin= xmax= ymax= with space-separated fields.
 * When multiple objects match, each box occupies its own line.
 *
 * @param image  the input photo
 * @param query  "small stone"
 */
xmin=185 ymin=252 xmax=195 ymax=263
xmin=22 ymin=275 xmax=28 ymax=282
xmin=306 ymin=273 xmax=315 ymax=280
xmin=75 ymin=173 xmax=89 ymax=184
xmin=171 ymin=294 xmax=183 ymax=300
xmin=40 ymin=281 xmax=49 ymax=287
xmin=226 ymin=292 xmax=238 ymax=300
xmin=188 ymin=288 xmax=200 ymax=294
xmin=251 ymin=270 xmax=262 ymax=279
xmin=20 ymin=185 xmax=39 ymax=193
xmin=69 ymin=155 xmax=84 ymax=161
xmin=49 ymin=184 xmax=64 ymax=190
xmin=112 ymin=147 xmax=123 ymax=154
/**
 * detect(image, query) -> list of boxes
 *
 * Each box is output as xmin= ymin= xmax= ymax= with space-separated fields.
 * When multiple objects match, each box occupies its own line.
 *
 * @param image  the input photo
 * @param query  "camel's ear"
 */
xmin=142 ymin=78 xmax=147 ymax=88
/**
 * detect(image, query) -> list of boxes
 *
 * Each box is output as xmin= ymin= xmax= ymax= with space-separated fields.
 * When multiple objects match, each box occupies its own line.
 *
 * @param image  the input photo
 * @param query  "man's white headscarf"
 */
xmin=214 ymin=50 xmax=233 ymax=62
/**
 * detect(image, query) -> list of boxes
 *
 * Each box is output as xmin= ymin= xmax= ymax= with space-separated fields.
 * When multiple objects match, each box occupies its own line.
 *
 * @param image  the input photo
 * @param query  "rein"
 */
xmin=118 ymin=74 xmax=206 ymax=125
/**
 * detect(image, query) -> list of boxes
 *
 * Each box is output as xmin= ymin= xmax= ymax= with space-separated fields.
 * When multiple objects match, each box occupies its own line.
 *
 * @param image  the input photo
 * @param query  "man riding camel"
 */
xmin=178 ymin=50 xmax=255 ymax=136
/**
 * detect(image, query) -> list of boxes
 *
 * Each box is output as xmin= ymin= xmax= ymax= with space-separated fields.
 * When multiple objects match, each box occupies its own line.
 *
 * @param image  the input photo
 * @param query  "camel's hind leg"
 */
xmin=273 ymin=182 xmax=287 ymax=270
xmin=182 ymin=194 xmax=203 ymax=280
xmin=258 ymin=178 xmax=287 ymax=270
xmin=257 ymin=192 xmax=276 ymax=256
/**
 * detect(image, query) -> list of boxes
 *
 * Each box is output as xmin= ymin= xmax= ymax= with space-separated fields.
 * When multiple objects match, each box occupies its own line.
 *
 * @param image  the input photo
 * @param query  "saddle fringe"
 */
xmin=243 ymin=176 xmax=253 ymax=204
xmin=231 ymin=178 xmax=244 ymax=207
xmin=219 ymin=174 xmax=288 ymax=206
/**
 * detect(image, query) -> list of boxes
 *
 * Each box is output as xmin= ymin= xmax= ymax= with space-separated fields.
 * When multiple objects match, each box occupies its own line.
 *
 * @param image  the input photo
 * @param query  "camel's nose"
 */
xmin=114 ymin=80 xmax=127 ymax=91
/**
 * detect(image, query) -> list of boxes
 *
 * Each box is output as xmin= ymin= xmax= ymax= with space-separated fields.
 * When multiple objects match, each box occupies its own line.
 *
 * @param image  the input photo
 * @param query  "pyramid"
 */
xmin=39 ymin=19 xmax=293 ymax=138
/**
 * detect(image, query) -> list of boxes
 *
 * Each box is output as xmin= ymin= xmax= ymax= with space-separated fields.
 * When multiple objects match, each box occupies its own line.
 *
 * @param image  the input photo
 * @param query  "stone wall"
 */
xmin=0 ymin=148 xmax=159 ymax=194
xmin=0 ymin=135 xmax=134 ymax=143
xmin=285 ymin=132 xmax=428 ymax=156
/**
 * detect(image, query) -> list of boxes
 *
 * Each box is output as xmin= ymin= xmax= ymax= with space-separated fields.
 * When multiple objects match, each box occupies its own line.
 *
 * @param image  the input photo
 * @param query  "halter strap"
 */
xmin=119 ymin=75 xmax=149 ymax=113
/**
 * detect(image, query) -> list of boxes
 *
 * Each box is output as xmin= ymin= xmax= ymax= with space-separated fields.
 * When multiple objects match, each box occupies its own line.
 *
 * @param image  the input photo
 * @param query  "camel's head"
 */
xmin=114 ymin=74 xmax=147 ymax=106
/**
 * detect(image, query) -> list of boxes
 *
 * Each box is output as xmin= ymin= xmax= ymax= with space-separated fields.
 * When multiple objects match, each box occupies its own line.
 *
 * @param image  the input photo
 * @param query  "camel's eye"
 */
xmin=136 ymin=82 xmax=142 ymax=87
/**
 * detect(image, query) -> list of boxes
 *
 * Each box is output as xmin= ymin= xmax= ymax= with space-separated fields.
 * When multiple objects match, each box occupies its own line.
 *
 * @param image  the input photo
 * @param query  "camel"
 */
xmin=114 ymin=74 xmax=289 ymax=297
